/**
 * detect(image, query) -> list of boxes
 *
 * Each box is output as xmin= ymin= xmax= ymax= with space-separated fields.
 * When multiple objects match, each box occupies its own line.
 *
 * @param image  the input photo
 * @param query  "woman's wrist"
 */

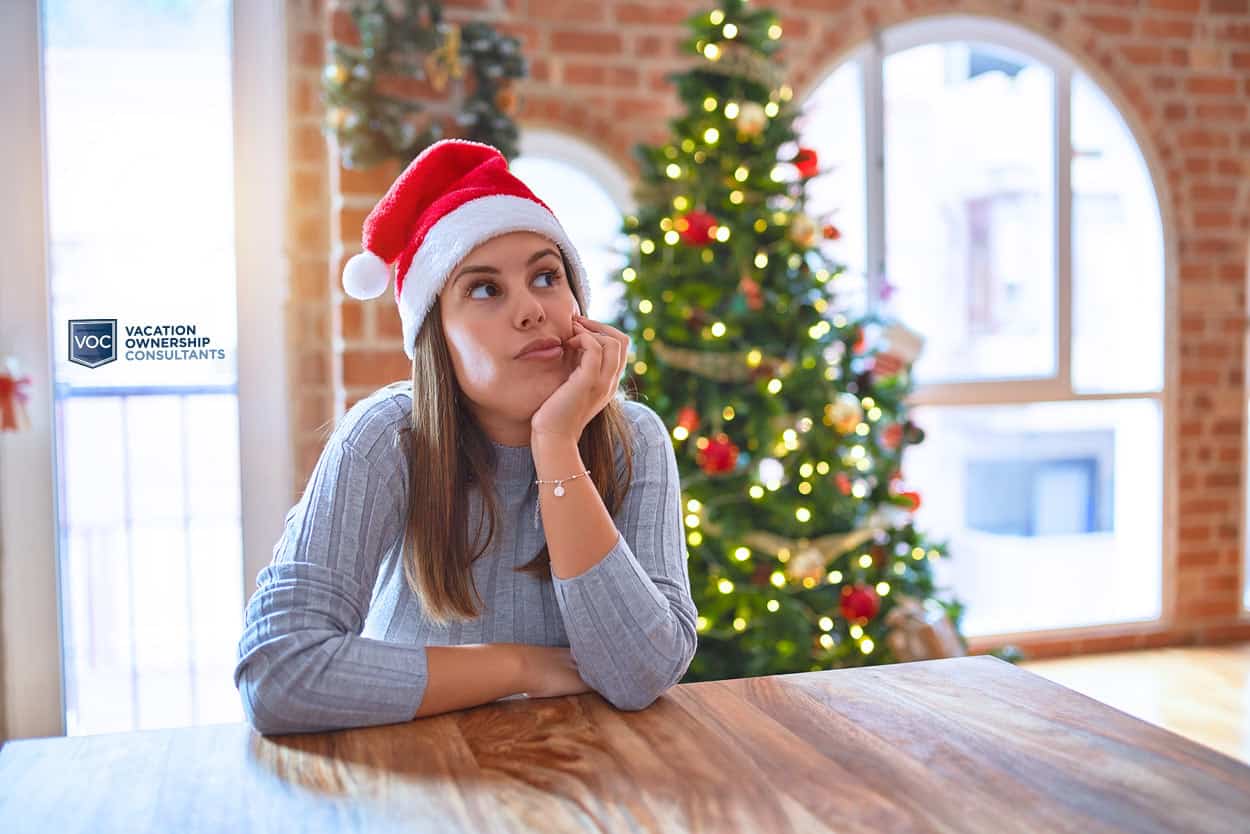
xmin=500 ymin=642 xmax=531 ymax=694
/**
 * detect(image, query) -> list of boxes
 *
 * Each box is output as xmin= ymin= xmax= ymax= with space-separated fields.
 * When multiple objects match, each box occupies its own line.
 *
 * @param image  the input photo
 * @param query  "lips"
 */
xmin=518 ymin=344 xmax=564 ymax=360
xmin=516 ymin=336 xmax=564 ymax=359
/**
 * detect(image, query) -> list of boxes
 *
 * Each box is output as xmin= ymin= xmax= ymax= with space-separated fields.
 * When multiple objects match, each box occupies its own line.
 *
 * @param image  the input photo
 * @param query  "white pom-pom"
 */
xmin=342 ymin=250 xmax=391 ymax=300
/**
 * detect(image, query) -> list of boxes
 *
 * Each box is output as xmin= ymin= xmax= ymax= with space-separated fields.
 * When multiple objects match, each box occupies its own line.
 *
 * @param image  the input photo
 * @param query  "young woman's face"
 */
xmin=438 ymin=230 xmax=581 ymax=444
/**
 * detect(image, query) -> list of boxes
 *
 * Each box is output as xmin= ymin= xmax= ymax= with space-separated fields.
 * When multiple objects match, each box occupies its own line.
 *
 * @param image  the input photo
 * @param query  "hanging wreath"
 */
xmin=323 ymin=0 xmax=527 ymax=169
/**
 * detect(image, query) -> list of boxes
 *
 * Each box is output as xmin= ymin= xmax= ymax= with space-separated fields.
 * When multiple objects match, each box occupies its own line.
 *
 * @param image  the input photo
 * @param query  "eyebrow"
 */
xmin=452 ymin=248 xmax=562 ymax=289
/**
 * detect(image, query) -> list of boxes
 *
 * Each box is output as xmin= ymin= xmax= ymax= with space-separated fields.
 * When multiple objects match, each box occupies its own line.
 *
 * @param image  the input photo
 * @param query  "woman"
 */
xmin=233 ymin=139 xmax=698 ymax=735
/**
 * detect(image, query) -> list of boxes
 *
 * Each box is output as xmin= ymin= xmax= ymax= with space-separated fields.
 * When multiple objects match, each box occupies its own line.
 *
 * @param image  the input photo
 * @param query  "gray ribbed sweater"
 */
xmin=233 ymin=384 xmax=698 ymax=734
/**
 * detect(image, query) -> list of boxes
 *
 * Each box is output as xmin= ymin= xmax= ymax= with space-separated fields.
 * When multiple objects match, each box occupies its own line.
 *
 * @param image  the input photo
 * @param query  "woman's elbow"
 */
xmin=235 ymin=654 xmax=327 ymax=736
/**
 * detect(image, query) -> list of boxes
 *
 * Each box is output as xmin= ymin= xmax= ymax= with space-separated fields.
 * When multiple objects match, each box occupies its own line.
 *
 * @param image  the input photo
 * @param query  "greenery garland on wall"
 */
xmin=322 ymin=0 xmax=527 ymax=168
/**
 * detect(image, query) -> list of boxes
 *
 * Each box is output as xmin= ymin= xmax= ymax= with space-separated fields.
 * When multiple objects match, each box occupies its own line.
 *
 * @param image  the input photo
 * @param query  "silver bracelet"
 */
xmin=533 ymin=468 xmax=590 ymax=529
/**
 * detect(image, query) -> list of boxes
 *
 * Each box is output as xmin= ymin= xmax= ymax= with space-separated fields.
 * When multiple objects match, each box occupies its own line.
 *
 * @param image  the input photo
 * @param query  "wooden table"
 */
xmin=2 ymin=655 xmax=1248 ymax=833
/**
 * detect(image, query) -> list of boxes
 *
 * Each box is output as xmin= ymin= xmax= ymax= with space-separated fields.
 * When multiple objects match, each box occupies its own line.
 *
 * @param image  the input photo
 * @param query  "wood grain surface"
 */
xmin=2 ymin=655 xmax=1248 ymax=833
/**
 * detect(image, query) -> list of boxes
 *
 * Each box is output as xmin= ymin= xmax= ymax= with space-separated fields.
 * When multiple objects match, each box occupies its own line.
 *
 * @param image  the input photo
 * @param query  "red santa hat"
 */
xmin=341 ymin=138 xmax=592 ymax=361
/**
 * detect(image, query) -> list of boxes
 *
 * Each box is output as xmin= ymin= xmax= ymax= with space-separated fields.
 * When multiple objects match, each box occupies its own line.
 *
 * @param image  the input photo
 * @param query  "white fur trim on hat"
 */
xmin=397 ymin=194 xmax=592 ymax=361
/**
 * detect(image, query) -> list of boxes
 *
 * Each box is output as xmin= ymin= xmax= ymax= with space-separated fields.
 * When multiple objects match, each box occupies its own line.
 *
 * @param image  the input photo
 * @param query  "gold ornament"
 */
xmin=788 ymin=213 xmax=818 ymax=248
xmin=495 ymin=82 xmax=518 ymax=116
xmin=324 ymin=62 xmax=348 ymax=86
xmin=424 ymin=23 xmax=464 ymax=93
xmin=735 ymin=101 xmax=767 ymax=138
xmin=829 ymin=392 xmax=863 ymax=434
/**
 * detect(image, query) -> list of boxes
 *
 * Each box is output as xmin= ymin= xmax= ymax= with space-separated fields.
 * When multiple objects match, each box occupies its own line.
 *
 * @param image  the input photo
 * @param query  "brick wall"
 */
xmin=284 ymin=0 xmax=1250 ymax=659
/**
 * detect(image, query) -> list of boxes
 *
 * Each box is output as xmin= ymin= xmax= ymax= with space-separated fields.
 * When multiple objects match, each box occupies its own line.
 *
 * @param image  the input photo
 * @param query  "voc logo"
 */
xmin=68 ymin=319 xmax=118 ymax=368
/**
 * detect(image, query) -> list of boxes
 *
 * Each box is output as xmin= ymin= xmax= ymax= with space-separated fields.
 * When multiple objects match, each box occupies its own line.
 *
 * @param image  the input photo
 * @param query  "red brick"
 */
xmin=1179 ymin=129 xmax=1230 ymax=149
xmin=1220 ymin=22 xmax=1250 ymax=42
xmin=550 ymin=29 xmax=623 ymax=54
xmin=1147 ymin=0 xmax=1201 ymax=11
xmin=610 ymin=66 xmax=641 ymax=88
xmin=337 ymin=206 xmax=370 ymax=239
xmin=338 ymin=159 xmax=400 ymax=196
xmin=1186 ymin=75 xmax=1239 ymax=96
xmin=292 ymin=123 xmax=327 ymax=164
xmin=528 ymin=0 xmax=605 ymax=22
xmin=563 ymin=62 xmax=606 ymax=85
xmin=614 ymin=3 xmax=692 ymax=25
xmin=1195 ymin=102 xmax=1249 ymax=121
xmin=328 ymin=8 xmax=359 ymax=46
xmin=292 ymin=169 xmax=325 ymax=206
xmin=1121 ymin=44 xmax=1164 ymax=65
xmin=1083 ymin=14 xmax=1132 ymax=35
xmin=290 ymin=259 xmax=329 ymax=301
xmin=1163 ymin=101 xmax=1188 ymax=119
xmin=1140 ymin=18 xmax=1195 ymax=38
xmin=1195 ymin=210 xmax=1234 ymax=229
xmin=297 ymin=31 xmax=324 ymax=66
xmin=340 ymin=300 xmax=365 ymax=341
xmin=342 ymin=348 xmax=411 ymax=387
xmin=1178 ymin=524 xmax=1213 ymax=542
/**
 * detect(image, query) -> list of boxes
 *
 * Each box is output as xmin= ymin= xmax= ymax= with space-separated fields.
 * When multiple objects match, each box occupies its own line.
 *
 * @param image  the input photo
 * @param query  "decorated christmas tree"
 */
xmin=609 ymin=0 xmax=1011 ymax=681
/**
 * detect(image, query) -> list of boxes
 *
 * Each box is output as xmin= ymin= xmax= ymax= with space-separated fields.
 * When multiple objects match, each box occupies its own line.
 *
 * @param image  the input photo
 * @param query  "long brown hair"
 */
xmin=388 ymin=252 xmax=636 ymax=624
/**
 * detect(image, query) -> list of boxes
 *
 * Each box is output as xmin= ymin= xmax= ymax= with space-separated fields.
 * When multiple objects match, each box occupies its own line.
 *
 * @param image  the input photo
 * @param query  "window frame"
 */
xmin=0 ymin=0 xmax=291 ymax=740
xmin=797 ymin=14 xmax=1180 ymax=641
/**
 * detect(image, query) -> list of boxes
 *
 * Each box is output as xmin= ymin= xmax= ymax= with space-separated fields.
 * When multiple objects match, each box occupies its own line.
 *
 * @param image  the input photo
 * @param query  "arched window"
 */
xmin=511 ymin=130 xmax=633 ymax=323
xmin=800 ymin=17 xmax=1167 ymax=638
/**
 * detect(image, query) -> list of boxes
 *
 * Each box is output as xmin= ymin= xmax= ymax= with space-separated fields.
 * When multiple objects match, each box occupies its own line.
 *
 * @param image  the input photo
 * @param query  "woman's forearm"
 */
xmin=415 ymin=643 xmax=527 ymax=718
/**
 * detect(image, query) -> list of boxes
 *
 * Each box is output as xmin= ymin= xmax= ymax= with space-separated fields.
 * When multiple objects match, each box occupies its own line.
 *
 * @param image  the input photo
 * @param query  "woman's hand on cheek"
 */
xmin=529 ymin=314 xmax=629 ymax=444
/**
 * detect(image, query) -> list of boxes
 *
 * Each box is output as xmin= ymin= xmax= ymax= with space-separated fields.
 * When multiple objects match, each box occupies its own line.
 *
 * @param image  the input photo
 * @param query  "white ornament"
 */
xmin=758 ymin=457 xmax=784 ymax=485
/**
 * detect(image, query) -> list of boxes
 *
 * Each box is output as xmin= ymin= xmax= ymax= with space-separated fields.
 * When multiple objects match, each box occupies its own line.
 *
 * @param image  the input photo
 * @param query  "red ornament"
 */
xmin=834 ymin=472 xmax=852 ymax=496
xmin=738 ymin=275 xmax=764 ymax=311
xmin=851 ymin=326 xmax=867 ymax=354
xmin=898 ymin=491 xmax=922 ymax=512
xmin=822 ymin=224 xmax=841 ymax=240
xmin=872 ymin=352 xmax=905 ymax=377
xmin=881 ymin=423 xmax=904 ymax=451
xmin=793 ymin=147 xmax=819 ymax=178
xmin=840 ymin=583 xmax=880 ymax=622
xmin=676 ymin=210 xmax=718 ymax=246
xmin=696 ymin=433 xmax=739 ymax=475
xmin=677 ymin=405 xmax=700 ymax=433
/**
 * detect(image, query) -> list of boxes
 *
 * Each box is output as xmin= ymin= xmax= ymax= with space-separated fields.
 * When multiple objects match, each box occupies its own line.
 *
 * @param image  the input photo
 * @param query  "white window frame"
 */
xmin=0 ymin=0 xmax=291 ymax=741
xmin=797 ymin=14 xmax=1180 ymax=641
xmin=518 ymin=128 xmax=637 ymax=216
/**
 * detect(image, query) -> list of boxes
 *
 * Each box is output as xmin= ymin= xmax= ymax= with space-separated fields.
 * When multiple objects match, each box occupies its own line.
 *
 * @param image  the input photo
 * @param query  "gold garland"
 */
xmin=650 ymin=338 xmax=792 ymax=383
xmin=699 ymin=41 xmax=786 ymax=90
xmin=701 ymin=516 xmax=882 ymax=583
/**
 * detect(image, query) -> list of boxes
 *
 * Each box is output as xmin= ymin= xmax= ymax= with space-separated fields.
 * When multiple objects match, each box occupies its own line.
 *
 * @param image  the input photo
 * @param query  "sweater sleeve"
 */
xmin=233 ymin=429 xmax=427 ymax=735
xmin=550 ymin=403 xmax=699 ymax=710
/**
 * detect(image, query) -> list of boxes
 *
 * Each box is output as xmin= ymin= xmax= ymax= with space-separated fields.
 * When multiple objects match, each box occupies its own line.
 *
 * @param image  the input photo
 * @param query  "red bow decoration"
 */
xmin=0 ymin=369 xmax=33 ymax=433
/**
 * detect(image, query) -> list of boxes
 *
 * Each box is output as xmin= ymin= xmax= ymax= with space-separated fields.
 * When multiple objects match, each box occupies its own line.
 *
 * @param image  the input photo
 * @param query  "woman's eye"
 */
xmin=467 ymin=270 xmax=562 ymax=299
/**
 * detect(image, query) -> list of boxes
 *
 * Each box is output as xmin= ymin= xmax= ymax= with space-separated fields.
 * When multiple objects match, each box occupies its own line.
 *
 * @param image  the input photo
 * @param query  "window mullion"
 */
xmin=1056 ymin=63 xmax=1073 ymax=393
xmin=864 ymin=33 xmax=885 ymax=316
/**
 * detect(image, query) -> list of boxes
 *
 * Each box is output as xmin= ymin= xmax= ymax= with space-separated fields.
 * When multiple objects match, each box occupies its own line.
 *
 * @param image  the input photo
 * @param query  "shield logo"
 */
xmin=68 ymin=319 xmax=118 ymax=368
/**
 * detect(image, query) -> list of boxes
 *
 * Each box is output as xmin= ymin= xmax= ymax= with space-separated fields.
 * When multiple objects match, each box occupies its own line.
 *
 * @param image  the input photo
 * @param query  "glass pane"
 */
xmin=798 ymin=58 xmax=868 ymax=316
xmin=903 ymin=398 xmax=1162 ymax=636
xmin=1071 ymin=72 xmax=1164 ymax=394
xmin=883 ymin=42 xmax=1056 ymax=384
xmin=42 ymin=0 xmax=244 ymax=735
xmin=510 ymin=155 xmax=628 ymax=323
